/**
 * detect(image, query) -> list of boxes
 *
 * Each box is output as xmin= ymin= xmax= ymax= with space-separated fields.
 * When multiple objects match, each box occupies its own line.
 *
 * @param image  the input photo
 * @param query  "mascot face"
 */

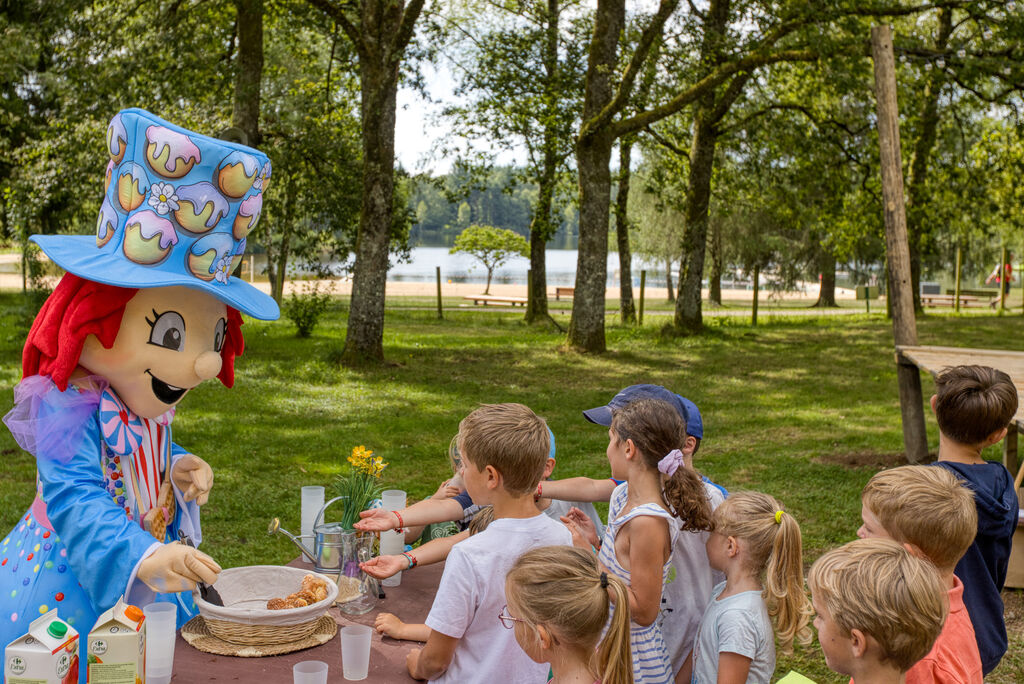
xmin=80 ymin=286 xmax=228 ymax=419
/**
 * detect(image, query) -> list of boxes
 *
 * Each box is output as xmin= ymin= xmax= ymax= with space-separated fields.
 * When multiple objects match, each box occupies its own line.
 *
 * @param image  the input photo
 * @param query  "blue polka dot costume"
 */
xmin=1 ymin=377 xmax=201 ymax=684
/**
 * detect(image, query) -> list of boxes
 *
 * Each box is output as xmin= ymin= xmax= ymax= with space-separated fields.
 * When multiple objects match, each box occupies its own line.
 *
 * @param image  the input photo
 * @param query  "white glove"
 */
xmin=171 ymin=453 xmax=214 ymax=505
xmin=137 ymin=541 xmax=221 ymax=593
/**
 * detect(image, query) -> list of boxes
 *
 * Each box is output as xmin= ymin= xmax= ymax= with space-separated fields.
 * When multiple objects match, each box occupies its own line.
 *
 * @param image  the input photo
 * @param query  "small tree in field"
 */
xmin=451 ymin=224 xmax=530 ymax=294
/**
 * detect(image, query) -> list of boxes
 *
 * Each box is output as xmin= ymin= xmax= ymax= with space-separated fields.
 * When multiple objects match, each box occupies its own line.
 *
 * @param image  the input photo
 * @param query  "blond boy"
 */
xmin=406 ymin=404 xmax=571 ymax=682
xmin=858 ymin=465 xmax=982 ymax=683
xmin=808 ymin=538 xmax=946 ymax=684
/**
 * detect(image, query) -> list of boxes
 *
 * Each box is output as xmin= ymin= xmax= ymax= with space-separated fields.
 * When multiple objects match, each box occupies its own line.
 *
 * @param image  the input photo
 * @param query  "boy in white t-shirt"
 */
xmin=406 ymin=403 xmax=572 ymax=682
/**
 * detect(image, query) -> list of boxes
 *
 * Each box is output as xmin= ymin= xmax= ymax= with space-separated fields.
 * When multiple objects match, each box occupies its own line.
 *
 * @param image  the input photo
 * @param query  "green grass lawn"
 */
xmin=1 ymin=290 xmax=1023 ymax=682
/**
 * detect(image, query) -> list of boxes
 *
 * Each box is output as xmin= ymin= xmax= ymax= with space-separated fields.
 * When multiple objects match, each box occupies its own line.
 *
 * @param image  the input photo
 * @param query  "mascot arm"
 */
xmin=170 ymin=443 xmax=203 ymax=545
xmin=36 ymin=414 xmax=161 ymax=612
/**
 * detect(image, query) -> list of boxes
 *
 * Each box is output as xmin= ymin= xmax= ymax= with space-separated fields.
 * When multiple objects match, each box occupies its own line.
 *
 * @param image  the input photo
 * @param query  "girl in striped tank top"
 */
xmin=565 ymin=399 xmax=714 ymax=684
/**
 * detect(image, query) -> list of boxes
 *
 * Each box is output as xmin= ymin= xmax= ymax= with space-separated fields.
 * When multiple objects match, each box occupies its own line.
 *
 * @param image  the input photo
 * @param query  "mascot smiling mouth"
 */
xmin=146 ymin=369 xmax=188 ymax=404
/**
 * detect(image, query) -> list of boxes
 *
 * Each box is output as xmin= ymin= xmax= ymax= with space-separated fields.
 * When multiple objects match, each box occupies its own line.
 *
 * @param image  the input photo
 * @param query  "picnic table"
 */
xmin=919 ymin=293 xmax=988 ymax=308
xmin=462 ymin=294 xmax=528 ymax=306
xmin=172 ymin=557 xmax=444 ymax=682
xmin=896 ymin=345 xmax=1024 ymax=474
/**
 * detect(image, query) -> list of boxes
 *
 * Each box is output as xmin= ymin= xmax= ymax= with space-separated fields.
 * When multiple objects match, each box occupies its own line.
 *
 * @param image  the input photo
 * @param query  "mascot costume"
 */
xmin=0 ymin=108 xmax=278 ymax=677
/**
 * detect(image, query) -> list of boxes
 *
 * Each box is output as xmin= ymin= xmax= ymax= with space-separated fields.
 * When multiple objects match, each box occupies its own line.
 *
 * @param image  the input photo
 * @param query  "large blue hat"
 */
xmin=31 ymin=108 xmax=279 ymax=320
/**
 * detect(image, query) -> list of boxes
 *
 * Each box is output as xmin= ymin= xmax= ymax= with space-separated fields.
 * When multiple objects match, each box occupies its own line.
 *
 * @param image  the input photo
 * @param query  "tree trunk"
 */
xmin=567 ymin=0 xmax=623 ymax=352
xmin=271 ymin=174 xmax=297 ymax=304
xmin=709 ymin=218 xmax=722 ymax=306
xmin=673 ymin=0 xmax=730 ymax=333
xmin=615 ymin=141 xmax=636 ymax=324
xmin=814 ymin=246 xmax=838 ymax=307
xmin=232 ymin=0 xmax=263 ymax=147
xmin=343 ymin=56 xmax=398 ymax=363
xmin=905 ymin=8 xmax=952 ymax=313
xmin=485 ymin=269 xmax=493 ymax=295
xmin=665 ymin=259 xmax=675 ymax=302
xmin=525 ymin=0 xmax=561 ymax=324
xmin=674 ymin=113 xmax=717 ymax=332
xmin=751 ymin=263 xmax=760 ymax=326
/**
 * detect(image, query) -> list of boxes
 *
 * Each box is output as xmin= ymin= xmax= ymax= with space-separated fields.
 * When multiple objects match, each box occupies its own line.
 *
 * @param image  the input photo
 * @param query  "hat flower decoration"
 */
xmin=37 ymin=107 xmax=278 ymax=320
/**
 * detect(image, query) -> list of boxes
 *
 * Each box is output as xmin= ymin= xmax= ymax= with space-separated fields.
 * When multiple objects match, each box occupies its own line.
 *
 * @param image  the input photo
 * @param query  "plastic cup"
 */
xmin=302 ymin=486 xmax=325 ymax=562
xmin=340 ymin=624 xmax=372 ymax=681
xmin=293 ymin=660 xmax=329 ymax=684
xmin=380 ymin=489 xmax=406 ymax=511
xmin=143 ymin=602 xmax=177 ymax=684
xmin=379 ymin=529 xmax=404 ymax=587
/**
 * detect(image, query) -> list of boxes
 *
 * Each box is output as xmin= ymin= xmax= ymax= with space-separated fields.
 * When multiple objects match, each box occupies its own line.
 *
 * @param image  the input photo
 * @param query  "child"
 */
xmin=504 ymin=545 xmax=634 ymax=684
xmin=374 ymin=507 xmax=494 ymax=642
xmin=546 ymin=384 xmax=726 ymax=680
xmin=858 ymin=465 xmax=983 ymax=683
xmin=808 ymin=538 xmax=947 ymax=684
xmin=690 ymin=492 xmax=812 ymax=684
xmin=567 ymin=398 xmax=713 ymax=684
xmin=405 ymin=404 xmax=571 ymax=682
xmin=928 ymin=364 xmax=1019 ymax=675
xmin=358 ymin=428 xmax=602 ymax=580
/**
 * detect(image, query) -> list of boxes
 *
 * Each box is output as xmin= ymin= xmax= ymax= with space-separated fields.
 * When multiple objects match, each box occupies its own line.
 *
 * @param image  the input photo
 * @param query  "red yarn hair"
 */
xmin=23 ymin=274 xmax=245 ymax=390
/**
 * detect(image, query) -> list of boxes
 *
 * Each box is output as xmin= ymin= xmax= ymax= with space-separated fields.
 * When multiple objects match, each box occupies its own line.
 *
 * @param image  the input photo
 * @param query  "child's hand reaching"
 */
xmin=430 ymin=480 xmax=461 ymax=500
xmin=376 ymin=612 xmax=412 ymax=640
xmin=360 ymin=554 xmax=406 ymax=580
xmin=561 ymin=507 xmax=600 ymax=550
xmin=353 ymin=508 xmax=400 ymax=532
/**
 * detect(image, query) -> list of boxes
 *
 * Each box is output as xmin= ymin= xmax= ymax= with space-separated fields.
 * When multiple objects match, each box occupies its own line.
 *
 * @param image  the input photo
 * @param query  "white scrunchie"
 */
xmin=658 ymin=449 xmax=684 ymax=477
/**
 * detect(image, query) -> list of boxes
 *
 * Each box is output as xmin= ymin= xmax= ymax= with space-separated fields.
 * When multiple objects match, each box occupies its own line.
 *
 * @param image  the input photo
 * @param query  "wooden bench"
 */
xmin=554 ymin=287 xmax=575 ymax=300
xmin=920 ymin=293 xmax=987 ymax=308
xmin=945 ymin=288 xmax=1001 ymax=308
xmin=463 ymin=294 xmax=528 ymax=307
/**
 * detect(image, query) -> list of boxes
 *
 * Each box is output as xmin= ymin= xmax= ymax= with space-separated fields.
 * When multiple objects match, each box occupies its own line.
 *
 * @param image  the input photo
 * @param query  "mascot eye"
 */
xmin=146 ymin=309 xmax=186 ymax=351
xmin=213 ymin=318 xmax=227 ymax=353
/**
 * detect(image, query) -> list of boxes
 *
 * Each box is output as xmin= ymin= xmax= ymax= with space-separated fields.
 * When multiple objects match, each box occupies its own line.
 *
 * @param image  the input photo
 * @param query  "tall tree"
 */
xmin=233 ymin=0 xmax=265 ymax=146
xmin=309 ymin=0 xmax=426 ymax=363
xmin=441 ymin=0 xmax=586 ymax=325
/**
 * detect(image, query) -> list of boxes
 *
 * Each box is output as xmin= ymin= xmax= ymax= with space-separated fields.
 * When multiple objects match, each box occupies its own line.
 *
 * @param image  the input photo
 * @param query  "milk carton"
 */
xmin=4 ymin=609 xmax=80 ymax=684
xmin=86 ymin=597 xmax=146 ymax=684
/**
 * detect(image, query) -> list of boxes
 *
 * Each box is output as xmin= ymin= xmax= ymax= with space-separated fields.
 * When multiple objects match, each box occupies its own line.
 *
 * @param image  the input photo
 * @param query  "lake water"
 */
xmin=389 ymin=247 xmax=663 ymax=286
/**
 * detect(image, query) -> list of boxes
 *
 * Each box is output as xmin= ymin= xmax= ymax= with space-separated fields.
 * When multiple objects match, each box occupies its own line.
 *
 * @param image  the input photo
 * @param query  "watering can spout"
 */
xmin=267 ymin=517 xmax=315 ymax=559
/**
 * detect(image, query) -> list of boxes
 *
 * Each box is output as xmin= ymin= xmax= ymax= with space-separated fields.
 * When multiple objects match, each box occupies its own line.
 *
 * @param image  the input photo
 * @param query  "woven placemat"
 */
xmin=181 ymin=615 xmax=337 ymax=657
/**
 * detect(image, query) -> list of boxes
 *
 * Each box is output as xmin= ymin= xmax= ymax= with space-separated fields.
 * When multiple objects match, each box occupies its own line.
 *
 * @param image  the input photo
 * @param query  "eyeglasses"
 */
xmin=498 ymin=605 xmax=527 ymax=629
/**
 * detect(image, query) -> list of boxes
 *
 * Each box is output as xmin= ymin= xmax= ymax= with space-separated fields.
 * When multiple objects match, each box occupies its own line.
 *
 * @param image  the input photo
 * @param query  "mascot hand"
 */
xmin=138 ymin=542 xmax=221 ymax=593
xmin=172 ymin=454 xmax=214 ymax=505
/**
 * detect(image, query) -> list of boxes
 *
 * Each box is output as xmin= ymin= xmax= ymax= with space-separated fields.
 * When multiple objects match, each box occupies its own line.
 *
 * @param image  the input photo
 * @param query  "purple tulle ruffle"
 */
xmin=3 ymin=374 xmax=106 ymax=464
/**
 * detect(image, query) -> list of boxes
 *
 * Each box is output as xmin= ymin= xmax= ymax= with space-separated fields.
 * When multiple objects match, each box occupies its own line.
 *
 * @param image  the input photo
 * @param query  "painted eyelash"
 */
xmin=145 ymin=308 xmax=160 ymax=328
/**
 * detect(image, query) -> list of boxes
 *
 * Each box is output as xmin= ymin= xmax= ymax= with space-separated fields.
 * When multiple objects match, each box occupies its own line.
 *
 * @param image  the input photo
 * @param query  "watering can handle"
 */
xmin=314 ymin=495 xmax=348 ymax=530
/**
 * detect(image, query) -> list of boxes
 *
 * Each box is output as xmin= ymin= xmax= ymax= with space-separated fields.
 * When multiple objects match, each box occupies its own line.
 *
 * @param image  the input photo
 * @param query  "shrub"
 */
xmin=284 ymin=280 xmax=333 ymax=337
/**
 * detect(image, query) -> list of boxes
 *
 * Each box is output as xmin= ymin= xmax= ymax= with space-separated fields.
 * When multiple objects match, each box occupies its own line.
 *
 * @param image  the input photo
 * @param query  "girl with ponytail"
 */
xmin=690 ymin=492 xmax=813 ymax=683
xmin=504 ymin=546 xmax=633 ymax=684
xmin=563 ymin=398 xmax=713 ymax=684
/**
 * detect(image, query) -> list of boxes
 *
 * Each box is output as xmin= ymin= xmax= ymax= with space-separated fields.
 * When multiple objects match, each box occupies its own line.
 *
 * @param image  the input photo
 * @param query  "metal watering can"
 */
xmin=267 ymin=496 xmax=349 ymax=575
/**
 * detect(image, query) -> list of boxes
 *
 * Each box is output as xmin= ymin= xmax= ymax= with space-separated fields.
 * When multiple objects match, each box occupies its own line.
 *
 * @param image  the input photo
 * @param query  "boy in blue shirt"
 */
xmin=929 ymin=364 xmax=1019 ymax=675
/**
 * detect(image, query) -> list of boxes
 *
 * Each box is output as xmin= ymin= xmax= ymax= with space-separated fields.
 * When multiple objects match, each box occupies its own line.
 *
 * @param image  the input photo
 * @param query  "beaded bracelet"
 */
xmin=534 ymin=482 xmax=542 ymax=502
xmin=401 ymin=551 xmax=418 ymax=569
xmin=393 ymin=510 xmax=405 ymax=533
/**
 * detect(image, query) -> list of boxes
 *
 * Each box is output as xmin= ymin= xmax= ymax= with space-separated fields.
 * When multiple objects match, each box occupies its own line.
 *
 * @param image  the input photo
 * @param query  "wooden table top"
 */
xmin=171 ymin=557 xmax=444 ymax=682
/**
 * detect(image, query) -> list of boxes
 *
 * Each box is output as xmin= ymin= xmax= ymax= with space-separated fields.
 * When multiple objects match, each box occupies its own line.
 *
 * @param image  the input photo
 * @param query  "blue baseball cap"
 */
xmin=32 ymin=108 xmax=278 ymax=320
xmin=582 ymin=384 xmax=704 ymax=439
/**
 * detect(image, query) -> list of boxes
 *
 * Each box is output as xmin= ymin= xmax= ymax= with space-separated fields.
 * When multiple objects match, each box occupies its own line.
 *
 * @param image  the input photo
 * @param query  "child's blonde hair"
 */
xmin=861 ymin=465 xmax=977 ymax=571
xmin=505 ymin=546 xmax=633 ymax=684
xmin=458 ymin=403 xmax=549 ymax=494
xmin=610 ymin=399 xmax=713 ymax=532
xmin=713 ymin=491 xmax=812 ymax=653
xmin=808 ymin=538 xmax=947 ymax=672
xmin=468 ymin=506 xmax=493 ymax=536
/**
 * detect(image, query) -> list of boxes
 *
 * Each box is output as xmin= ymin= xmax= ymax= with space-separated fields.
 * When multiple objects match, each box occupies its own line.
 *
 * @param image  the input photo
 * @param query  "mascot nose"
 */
xmin=194 ymin=350 xmax=222 ymax=380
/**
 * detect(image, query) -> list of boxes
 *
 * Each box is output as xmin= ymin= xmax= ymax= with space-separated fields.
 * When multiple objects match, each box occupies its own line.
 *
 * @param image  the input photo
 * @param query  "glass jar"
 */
xmin=334 ymin=529 xmax=378 ymax=615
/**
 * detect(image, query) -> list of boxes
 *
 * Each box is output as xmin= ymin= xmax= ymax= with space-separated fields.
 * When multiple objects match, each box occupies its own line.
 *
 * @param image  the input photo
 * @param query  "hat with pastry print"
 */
xmin=31 ymin=108 xmax=279 ymax=320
